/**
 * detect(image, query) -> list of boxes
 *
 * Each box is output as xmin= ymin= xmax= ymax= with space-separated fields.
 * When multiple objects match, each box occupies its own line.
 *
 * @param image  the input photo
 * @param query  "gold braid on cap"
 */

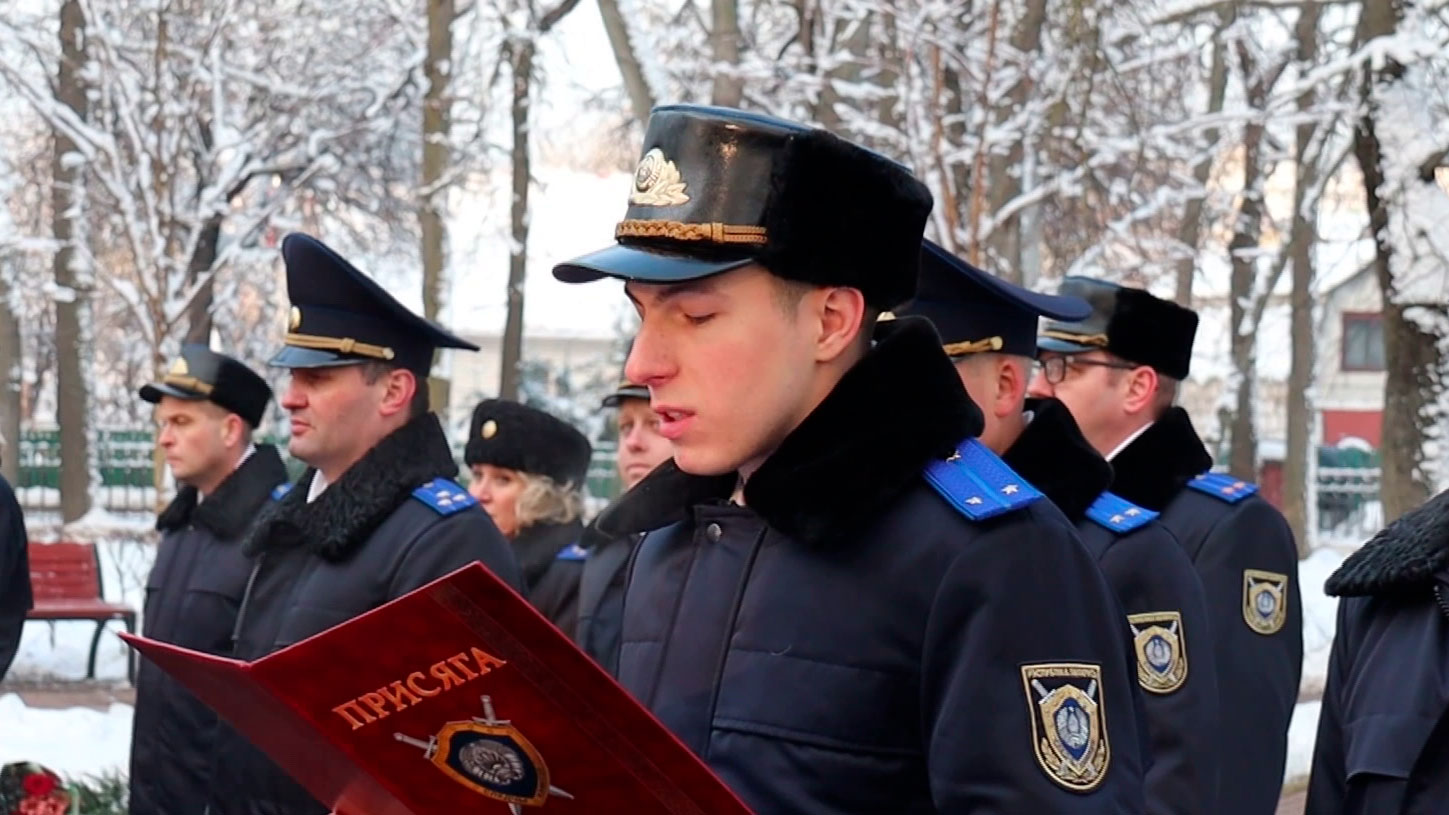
xmin=943 ymin=336 xmax=1005 ymax=357
xmin=615 ymin=219 xmax=767 ymax=245
xmin=162 ymin=374 xmax=214 ymax=395
xmin=1039 ymin=329 xmax=1109 ymax=348
xmin=284 ymin=333 xmax=396 ymax=361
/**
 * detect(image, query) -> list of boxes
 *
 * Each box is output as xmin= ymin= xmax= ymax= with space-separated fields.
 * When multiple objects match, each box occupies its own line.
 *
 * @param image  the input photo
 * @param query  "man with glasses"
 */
xmin=1028 ymin=277 xmax=1302 ymax=815
xmin=896 ymin=244 xmax=1218 ymax=814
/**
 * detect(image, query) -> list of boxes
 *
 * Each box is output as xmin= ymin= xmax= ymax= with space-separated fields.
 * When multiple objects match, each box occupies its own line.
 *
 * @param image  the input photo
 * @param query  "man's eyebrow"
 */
xmin=625 ymin=278 xmax=723 ymax=308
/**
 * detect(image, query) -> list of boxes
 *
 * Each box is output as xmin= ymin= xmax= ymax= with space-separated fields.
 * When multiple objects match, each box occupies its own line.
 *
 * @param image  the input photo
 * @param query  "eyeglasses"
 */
xmin=1035 ymin=356 xmax=1137 ymax=385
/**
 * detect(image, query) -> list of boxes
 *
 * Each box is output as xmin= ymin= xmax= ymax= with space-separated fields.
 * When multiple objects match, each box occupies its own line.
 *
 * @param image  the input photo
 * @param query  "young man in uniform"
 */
xmin=1306 ymin=490 xmax=1449 ymax=813
xmin=553 ymin=104 xmax=1146 ymax=813
xmin=204 ymin=234 xmax=521 ymax=815
xmin=130 ymin=345 xmax=289 ymax=815
xmin=575 ymin=369 xmax=672 ymax=674
xmin=897 ymin=242 xmax=1219 ymax=814
xmin=1029 ymin=277 xmax=1302 ymax=815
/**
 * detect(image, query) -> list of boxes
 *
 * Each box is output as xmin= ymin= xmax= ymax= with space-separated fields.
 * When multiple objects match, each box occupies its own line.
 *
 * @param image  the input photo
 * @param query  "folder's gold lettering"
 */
xmin=331 ymin=647 xmax=508 ymax=731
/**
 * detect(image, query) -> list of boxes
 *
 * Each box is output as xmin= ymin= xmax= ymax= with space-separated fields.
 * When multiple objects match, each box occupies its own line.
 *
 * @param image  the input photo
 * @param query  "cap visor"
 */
xmin=1036 ymin=337 xmax=1096 ymax=355
xmin=553 ymin=243 xmax=755 ymax=284
xmin=267 ymin=346 xmax=367 ymax=369
xmin=138 ymin=383 xmax=204 ymax=404
xmin=601 ymin=386 xmax=650 ymax=408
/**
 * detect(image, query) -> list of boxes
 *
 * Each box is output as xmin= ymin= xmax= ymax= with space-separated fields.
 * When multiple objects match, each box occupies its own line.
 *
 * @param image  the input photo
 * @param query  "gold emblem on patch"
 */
xmin=481 ymin=419 xmax=498 ymax=439
xmin=1243 ymin=569 xmax=1289 ymax=635
xmin=168 ymin=357 xmax=189 ymax=376
xmin=1127 ymin=611 xmax=1188 ymax=694
xmin=289 ymin=305 xmax=302 ymax=330
xmin=1022 ymin=663 xmax=1111 ymax=792
xmin=628 ymin=148 xmax=690 ymax=206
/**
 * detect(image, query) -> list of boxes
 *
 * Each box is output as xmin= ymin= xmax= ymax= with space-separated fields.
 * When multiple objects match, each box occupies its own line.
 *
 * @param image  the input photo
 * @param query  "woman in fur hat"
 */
xmin=465 ymin=399 xmax=592 ymax=636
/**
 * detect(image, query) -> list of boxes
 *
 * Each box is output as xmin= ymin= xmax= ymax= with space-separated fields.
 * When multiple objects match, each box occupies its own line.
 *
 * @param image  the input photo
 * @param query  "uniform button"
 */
xmin=705 ymin=522 xmax=723 ymax=542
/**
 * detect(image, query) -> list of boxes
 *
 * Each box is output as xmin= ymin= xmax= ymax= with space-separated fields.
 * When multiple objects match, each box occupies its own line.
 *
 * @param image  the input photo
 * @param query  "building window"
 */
xmin=1341 ymin=313 xmax=1385 ymax=372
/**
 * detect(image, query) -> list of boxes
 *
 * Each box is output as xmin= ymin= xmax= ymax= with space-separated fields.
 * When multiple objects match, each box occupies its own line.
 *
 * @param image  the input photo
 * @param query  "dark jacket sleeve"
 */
xmin=920 ymin=509 xmax=1146 ymax=814
xmin=1304 ymin=598 xmax=1353 ymax=815
xmin=0 ymin=475 xmax=31 ymax=681
xmin=387 ymin=507 xmax=523 ymax=598
xmin=1196 ymin=497 xmax=1304 ymax=814
xmin=1096 ymin=524 xmax=1220 ymax=815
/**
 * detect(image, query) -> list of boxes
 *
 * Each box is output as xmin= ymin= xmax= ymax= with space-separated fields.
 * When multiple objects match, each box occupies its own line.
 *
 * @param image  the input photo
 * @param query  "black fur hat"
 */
xmin=554 ymin=105 xmax=934 ymax=310
xmin=1038 ymin=277 xmax=1199 ymax=380
xmin=465 ymin=399 xmax=592 ymax=487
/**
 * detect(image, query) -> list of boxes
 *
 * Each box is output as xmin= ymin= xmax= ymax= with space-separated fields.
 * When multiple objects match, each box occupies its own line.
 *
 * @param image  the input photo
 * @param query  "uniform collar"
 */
xmin=1327 ymin=489 xmax=1449 ymax=597
xmin=1108 ymin=407 xmax=1213 ymax=511
xmin=513 ymin=519 xmax=584 ymax=589
xmin=156 ymin=445 xmax=288 ymax=541
xmin=242 ymin=413 xmax=460 ymax=561
xmin=596 ymin=316 xmax=983 ymax=547
xmin=1003 ymin=398 xmax=1113 ymax=524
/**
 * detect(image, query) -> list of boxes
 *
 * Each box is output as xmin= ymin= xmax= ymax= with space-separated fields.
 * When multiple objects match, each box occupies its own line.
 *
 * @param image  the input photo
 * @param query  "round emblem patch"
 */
xmin=1242 ymin=569 xmax=1289 ymax=635
xmin=1127 ymin=611 xmax=1188 ymax=694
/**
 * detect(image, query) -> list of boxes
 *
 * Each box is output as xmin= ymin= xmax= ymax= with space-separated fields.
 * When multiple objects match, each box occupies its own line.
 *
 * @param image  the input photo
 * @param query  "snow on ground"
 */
xmin=0 ymin=694 xmax=133 ymax=778
xmin=1284 ymin=700 xmax=1323 ymax=788
xmin=1298 ymin=546 xmax=1351 ymax=699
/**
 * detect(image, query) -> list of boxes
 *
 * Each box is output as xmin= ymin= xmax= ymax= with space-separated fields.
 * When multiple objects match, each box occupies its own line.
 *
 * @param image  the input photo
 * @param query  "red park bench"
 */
xmin=26 ymin=541 xmax=138 ymax=684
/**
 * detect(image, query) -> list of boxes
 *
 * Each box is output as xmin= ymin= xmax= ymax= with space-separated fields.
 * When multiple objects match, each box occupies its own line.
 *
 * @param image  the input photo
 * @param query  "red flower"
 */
xmin=20 ymin=773 xmax=55 ymax=798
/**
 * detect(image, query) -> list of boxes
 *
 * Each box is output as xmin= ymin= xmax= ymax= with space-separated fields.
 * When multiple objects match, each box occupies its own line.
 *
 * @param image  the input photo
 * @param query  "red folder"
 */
xmin=121 ymin=562 xmax=752 ymax=815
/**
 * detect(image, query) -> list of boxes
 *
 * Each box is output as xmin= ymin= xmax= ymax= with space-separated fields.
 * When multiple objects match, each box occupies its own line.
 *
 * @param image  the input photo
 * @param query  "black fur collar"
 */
xmin=597 ymin=316 xmax=983 ymax=546
xmin=156 ymin=445 xmax=288 ymax=541
xmin=1109 ymin=407 xmax=1213 ymax=512
xmin=1326 ymin=489 xmax=1449 ymax=597
xmin=242 ymin=413 xmax=459 ymax=561
xmin=514 ymin=519 xmax=583 ymax=590
xmin=1003 ymin=398 xmax=1112 ymax=523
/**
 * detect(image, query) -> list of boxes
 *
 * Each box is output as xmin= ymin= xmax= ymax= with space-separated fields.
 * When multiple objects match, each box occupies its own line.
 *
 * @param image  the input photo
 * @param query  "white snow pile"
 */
xmin=0 ymin=694 xmax=133 ymax=778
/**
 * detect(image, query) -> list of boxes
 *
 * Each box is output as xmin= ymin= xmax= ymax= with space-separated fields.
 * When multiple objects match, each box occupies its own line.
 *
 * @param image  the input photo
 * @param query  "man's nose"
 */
xmin=1026 ymin=369 xmax=1054 ymax=398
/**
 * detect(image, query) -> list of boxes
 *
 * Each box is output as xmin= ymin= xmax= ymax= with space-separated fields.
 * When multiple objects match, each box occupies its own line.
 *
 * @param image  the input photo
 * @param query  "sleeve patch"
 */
xmin=1186 ymin=471 xmax=1258 ymax=504
xmin=411 ymin=478 xmax=478 ymax=516
xmin=923 ymin=438 xmax=1043 ymax=521
xmin=1084 ymin=491 xmax=1158 ymax=534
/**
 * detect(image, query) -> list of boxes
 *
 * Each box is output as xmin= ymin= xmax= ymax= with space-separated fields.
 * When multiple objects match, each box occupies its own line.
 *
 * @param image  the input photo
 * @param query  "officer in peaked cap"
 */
xmin=577 ymin=355 xmax=672 ymax=675
xmin=1029 ymin=276 xmax=1302 ymax=815
xmin=464 ymin=399 xmax=591 ymax=634
xmin=899 ymin=243 xmax=1221 ymax=814
xmin=132 ymin=345 xmax=289 ymax=815
xmin=552 ymin=106 xmax=1146 ymax=812
xmin=204 ymin=234 xmax=521 ymax=815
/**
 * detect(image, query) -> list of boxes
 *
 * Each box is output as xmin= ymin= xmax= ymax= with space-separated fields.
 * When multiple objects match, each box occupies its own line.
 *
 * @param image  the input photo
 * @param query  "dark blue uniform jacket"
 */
xmin=1110 ymin=407 xmax=1302 ymax=815
xmin=1307 ymin=489 xmax=1449 ymax=815
xmin=598 ymin=319 xmax=1147 ymax=814
xmin=1005 ymin=398 xmax=1219 ymax=815
xmin=130 ymin=445 xmax=288 ymax=815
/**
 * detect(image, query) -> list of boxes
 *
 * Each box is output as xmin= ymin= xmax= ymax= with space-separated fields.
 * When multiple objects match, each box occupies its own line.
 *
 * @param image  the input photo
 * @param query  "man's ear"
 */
xmin=1121 ymin=365 xmax=1160 ymax=417
xmin=379 ymin=367 xmax=417 ymax=418
xmin=814 ymin=286 xmax=868 ymax=363
xmin=994 ymin=356 xmax=1030 ymax=418
xmin=220 ymin=412 xmax=247 ymax=449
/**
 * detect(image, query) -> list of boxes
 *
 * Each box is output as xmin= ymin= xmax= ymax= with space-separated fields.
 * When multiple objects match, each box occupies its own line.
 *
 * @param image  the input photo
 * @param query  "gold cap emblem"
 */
xmin=289 ymin=306 xmax=302 ymax=331
xmin=169 ymin=357 xmax=189 ymax=376
xmin=481 ymin=419 xmax=498 ymax=439
xmin=629 ymin=148 xmax=690 ymax=207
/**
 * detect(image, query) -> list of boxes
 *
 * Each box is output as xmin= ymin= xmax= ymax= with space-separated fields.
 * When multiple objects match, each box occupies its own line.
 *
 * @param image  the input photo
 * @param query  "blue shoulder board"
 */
xmin=1185 ymin=471 xmax=1258 ymax=504
xmin=923 ymin=438 xmax=1043 ymax=522
xmin=270 ymin=483 xmax=292 ymax=501
xmin=1084 ymin=491 xmax=1158 ymax=534
xmin=410 ymin=478 xmax=478 ymax=516
xmin=556 ymin=542 xmax=588 ymax=562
